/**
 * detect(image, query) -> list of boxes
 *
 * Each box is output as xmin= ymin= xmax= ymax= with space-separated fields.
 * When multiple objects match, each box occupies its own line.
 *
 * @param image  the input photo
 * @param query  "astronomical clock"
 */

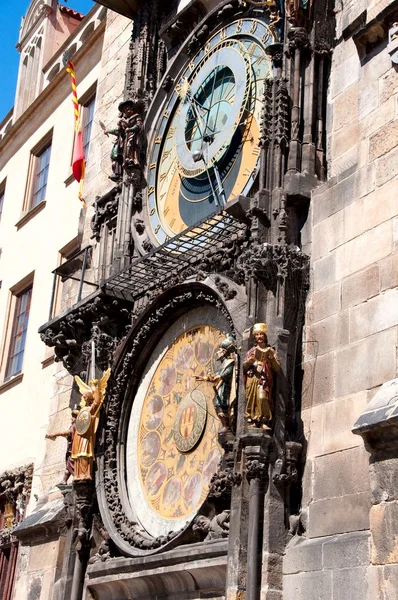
xmin=95 ymin=0 xmax=291 ymax=572
xmin=146 ymin=15 xmax=273 ymax=245
xmin=126 ymin=319 xmax=226 ymax=539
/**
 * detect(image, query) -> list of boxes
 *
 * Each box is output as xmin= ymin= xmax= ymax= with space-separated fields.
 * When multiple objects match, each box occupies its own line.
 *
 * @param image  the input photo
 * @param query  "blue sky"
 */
xmin=0 ymin=0 xmax=95 ymax=121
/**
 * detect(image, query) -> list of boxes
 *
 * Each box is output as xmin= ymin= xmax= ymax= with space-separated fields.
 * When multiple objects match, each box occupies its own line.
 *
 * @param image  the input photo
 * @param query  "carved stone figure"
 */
xmin=193 ymin=510 xmax=230 ymax=541
xmin=285 ymin=0 xmax=313 ymax=25
xmin=104 ymin=98 xmax=145 ymax=181
xmin=104 ymin=109 xmax=125 ymax=182
xmin=243 ymin=323 xmax=280 ymax=431
xmin=120 ymin=101 xmax=144 ymax=169
xmin=72 ymin=369 xmax=111 ymax=481
xmin=46 ymin=408 xmax=79 ymax=485
xmin=196 ymin=335 xmax=237 ymax=428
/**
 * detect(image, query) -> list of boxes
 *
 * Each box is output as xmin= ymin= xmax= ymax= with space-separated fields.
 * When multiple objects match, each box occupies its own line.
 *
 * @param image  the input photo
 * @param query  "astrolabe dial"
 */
xmin=147 ymin=17 xmax=273 ymax=244
xmin=126 ymin=324 xmax=227 ymax=537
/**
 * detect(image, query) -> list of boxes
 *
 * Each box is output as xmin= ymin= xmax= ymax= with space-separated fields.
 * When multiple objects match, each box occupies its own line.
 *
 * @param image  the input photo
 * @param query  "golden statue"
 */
xmin=72 ymin=368 xmax=111 ymax=481
xmin=243 ymin=323 xmax=280 ymax=431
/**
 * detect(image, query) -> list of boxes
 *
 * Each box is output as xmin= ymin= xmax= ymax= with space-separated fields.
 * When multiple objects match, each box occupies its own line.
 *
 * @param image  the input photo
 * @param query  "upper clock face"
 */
xmin=126 ymin=321 xmax=226 ymax=537
xmin=147 ymin=17 xmax=273 ymax=244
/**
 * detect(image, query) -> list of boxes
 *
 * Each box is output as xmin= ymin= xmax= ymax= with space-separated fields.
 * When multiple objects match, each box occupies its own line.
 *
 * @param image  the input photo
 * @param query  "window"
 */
xmin=82 ymin=95 xmax=95 ymax=159
xmin=0 ymin=188 xmax=4 ymax=224
xmin=31 ymin=143 xmax=51 ymax=208
xmin=51 ymin=238 xmax=80 ymax=319
xmin=0 ymin=543 xmax=18 ymax=600
xmin=5 ymin=287 xmax=32 ymax=380
xmin=0 ymin=467 xmax=31 ymax=600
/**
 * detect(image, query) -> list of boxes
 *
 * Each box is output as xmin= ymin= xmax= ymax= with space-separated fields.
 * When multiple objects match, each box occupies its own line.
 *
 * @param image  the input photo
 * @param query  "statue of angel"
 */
xmin=71 ymin=368 xmax=111 ymax=481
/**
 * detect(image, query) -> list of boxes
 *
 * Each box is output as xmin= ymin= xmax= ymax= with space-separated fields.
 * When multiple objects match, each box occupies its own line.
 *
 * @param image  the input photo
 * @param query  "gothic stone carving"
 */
xmin=40 ymin=295 xmax=133 ymax=373
xmin=0 ymin=464 xmax=33 ymax=544
xmin=91 ymin=189 xmax=120 ymax=241
xmin=192 ymin=510 xmax=230 ymax=542
xmin=160 ymin=2 xmax=207 ymax=48
xmin=272 ymin=441 xmax=302 ymax=486
xmin=208 ymin=468 xmax=242 ymax=501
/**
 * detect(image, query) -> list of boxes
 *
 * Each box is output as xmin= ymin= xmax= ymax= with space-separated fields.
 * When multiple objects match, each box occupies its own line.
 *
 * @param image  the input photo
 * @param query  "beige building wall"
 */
xmin=0 ymin=5 xmax=127 ymax=599
xmin=41 ymin=9 xmax=133 ymax=493
xmin=284 ymin=0 xmax=398 ymax=598
xmin=9 ymin=13 xmax=132 ymax=599
xmin=0 ymin=3 xmax=105 ymax=510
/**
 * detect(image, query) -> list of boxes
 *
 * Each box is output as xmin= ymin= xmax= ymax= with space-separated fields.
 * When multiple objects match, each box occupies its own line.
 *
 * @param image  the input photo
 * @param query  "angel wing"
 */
xmin=97 ymin=367 xmax=112 ymax=405
xmin=74 ymin=375 xmax=91 ymax=396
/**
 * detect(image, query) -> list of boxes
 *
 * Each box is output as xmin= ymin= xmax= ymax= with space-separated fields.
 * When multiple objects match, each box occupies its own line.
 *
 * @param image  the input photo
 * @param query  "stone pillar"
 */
xmin=244 ymin=432 xmax=272 ymax=600
xmin=353 ymin=378 xmax=398 ymax=599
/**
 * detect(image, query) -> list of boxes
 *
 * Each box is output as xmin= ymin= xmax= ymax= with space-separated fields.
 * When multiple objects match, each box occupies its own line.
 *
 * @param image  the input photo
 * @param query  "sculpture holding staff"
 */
xmin=196 ymin=335 xmax=237 ymax=429
xmin=72 ymin=368 xmax=111 ymax=481
xmin=103 ymin=99 xmax=145 ymax=181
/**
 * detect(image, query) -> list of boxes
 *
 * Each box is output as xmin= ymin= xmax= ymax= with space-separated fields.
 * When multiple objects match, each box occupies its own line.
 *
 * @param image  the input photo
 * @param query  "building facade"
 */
xmin=1 ymin=0 xmax=398 ymax=599
xmin=0 ymin=2 xmax=131 ymax=598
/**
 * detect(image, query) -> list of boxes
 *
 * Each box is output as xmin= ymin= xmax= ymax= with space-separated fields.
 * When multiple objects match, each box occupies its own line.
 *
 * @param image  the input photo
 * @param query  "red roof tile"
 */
xmin=58 ymin=4 xmax=85 ymax=20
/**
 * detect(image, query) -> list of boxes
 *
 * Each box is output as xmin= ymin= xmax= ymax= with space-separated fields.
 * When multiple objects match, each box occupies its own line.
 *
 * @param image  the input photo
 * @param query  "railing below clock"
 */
xmin=48 ymin=246 xmax=99 ymax=321
xmin=102 ymin=195 xmax=251 ymax=304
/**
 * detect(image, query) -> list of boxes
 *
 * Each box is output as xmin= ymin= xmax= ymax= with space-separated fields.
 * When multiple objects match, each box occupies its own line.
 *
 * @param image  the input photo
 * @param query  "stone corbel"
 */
xmin=351 ymin=4 xmax=398 ymax=59
xmin=242 ymin=430 xmax=273 ymax=481
xmin=272 ymin=441 xmax=302 ymax=486
xmin=353 ymin=378 xmax=398 ymax=457
xmin=353 ymin=378 xmax=398 ymax=574
xmin=160 ymin=1 xmax=207 ymax=48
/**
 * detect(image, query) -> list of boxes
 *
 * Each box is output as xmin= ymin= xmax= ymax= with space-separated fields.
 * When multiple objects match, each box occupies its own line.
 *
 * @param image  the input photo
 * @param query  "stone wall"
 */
xmin=284 ymin=0 xmax=398 ymax=598
xmin=81 ymin=10 xmax=132 ymax=254
xmin=40 ymin=10 xmax=132 ymax=491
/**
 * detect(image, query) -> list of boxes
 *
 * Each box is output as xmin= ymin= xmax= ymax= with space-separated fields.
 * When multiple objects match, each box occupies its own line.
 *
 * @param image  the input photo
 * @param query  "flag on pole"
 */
xmin=72 ymin=129 xmax=85 ymax=182
xmin=65 ymin=59 xmax=86 ymax=207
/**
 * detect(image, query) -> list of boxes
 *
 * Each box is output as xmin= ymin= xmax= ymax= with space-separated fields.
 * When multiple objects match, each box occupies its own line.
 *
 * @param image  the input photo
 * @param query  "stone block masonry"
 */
xmin=290 ymin=0 xmax=398 ymax=598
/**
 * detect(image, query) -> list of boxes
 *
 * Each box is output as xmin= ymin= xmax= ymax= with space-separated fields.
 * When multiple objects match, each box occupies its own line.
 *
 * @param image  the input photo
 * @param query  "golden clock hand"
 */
xmin=204 ymin=64 xmax=221 ymax=133
xmin=185 ymin=91 xmax=207 ymax=139
xmin=212 ymin=163 xmax=227 ymax=206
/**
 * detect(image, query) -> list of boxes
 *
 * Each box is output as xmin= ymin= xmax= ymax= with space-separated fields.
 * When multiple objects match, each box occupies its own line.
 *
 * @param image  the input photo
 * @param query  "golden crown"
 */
xmin=252 ymin=323 xmax=268 ymax=335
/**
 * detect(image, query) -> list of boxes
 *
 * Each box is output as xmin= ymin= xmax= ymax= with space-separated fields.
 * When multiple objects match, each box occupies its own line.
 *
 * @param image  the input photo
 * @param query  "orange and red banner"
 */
xmin=65 ymin=60 xmax=86 ymax=206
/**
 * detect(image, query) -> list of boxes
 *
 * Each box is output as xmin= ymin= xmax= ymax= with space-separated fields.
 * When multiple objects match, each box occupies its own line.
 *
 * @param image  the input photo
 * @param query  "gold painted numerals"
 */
xmin=175 ymin=77 xmax=190 ymax=99
xmin=249 ymin=21 xmax=257 ymax=34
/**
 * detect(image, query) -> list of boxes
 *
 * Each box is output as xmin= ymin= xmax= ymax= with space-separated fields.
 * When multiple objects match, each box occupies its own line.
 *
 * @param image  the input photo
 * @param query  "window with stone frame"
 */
xmin=30 ymin=142 xmax=51 ymax=208
xmin=4 ymin=283 xmax=33 ymax=381
xmin=82 ymin=93 xmax=96 ymax=160
xmin=23 ymin=131 xmax=53 ymax=213
xmin=0 ymin=183 xmax=5 ymax=224
xmin=52 ymin=237 xmax=81 ymax=319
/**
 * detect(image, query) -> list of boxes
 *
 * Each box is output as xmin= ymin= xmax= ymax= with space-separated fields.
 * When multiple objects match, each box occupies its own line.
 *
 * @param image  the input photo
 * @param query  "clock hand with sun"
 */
xmin=183 ymin=87 xmax=226 ymax=207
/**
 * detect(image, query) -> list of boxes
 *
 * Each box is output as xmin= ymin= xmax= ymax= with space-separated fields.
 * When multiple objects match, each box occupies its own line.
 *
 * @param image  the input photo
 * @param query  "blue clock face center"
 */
xmin=176 ymin=44 xmax=250 ymax=178
xmin=185 ymin=65 xmax=235 ymax=155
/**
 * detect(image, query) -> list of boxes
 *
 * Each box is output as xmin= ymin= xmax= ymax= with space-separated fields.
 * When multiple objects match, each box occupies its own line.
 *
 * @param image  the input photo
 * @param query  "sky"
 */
xmin=0 ymin=0 xmax=95 ymax=121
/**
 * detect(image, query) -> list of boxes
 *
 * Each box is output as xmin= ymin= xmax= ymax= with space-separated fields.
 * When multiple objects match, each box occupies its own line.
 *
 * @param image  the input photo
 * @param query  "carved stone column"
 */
xmin=286 ymin=27 xmax=310 ymax=174
xmin=70 ymin=481 xmax=96 ymax=600
xmin=244 ymin=432 xmax=272 ymax=600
